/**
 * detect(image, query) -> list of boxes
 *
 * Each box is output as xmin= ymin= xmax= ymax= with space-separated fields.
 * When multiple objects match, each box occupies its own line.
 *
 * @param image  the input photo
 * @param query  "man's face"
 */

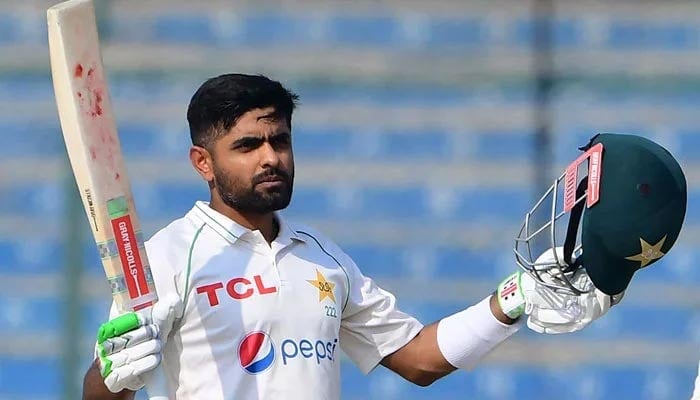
xmin=209 ymin=107 xmax=294 ymax=214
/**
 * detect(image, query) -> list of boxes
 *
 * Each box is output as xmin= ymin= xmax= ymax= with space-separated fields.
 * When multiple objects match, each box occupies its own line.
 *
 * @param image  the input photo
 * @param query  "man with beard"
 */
xmin=82 ymin=74 xmax=683 ymax=400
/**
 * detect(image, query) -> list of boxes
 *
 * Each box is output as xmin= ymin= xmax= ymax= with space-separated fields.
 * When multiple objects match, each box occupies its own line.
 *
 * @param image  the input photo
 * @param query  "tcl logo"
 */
xmin=196 ymin=275 xmax=277 ymax=306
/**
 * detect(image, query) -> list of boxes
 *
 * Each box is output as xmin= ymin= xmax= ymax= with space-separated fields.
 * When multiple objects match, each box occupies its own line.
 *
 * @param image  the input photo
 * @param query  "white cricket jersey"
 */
xmin=108 ymin=201 xmax=423 ymax=400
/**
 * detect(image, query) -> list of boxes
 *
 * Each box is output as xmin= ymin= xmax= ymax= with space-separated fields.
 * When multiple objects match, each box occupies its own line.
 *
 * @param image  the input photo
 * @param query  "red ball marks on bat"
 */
xmin=74 ymin=64 xmax=83 ymax=78
xmin=90 ymin=147 xmax=97 ymax=160
xmin=115 ymin=172 xmax=121 ymax=181
xmin=77 ymin=92 xmax=82 ymax=98
xmin=91 ymin=89 xmax=103 ymax=116
xmin=87 ymin=68 xmax=95 ymax=77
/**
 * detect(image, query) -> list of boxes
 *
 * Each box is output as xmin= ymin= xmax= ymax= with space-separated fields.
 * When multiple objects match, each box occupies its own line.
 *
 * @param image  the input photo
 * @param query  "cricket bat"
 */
xmin=47 ymin=0 xmax=168 ymax=398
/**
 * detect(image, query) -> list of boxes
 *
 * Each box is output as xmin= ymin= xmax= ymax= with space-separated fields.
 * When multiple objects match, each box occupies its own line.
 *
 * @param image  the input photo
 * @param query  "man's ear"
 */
xmin=190 ymin=145 xmax=214 ymax=182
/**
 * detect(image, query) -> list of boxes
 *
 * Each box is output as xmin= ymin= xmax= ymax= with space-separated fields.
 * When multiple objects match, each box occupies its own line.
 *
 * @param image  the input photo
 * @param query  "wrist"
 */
xmin=437 ymin=296 xmax=522 ymax=370
xmin=490 ymin=292 xmax=520 ymax=325
xmin=496 ymin=272 xmax=526 ymax=321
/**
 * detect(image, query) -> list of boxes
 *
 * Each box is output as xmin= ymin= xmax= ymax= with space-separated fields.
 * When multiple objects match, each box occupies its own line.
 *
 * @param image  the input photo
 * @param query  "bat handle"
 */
xmin=146 ymin=366 xmax=169 ymax=400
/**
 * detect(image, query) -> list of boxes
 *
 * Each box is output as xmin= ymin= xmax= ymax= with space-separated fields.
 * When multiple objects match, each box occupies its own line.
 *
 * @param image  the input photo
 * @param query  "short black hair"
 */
xmin=187 ymin=73 xmax=299 ymax=149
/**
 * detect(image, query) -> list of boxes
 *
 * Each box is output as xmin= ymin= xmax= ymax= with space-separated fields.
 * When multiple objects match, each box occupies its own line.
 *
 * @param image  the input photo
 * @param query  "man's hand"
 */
xmin=497 ymin=247 xmax=623 ymax=334
xmin=519 ymin=267 xmax=617 ymax=334
xmin=96 ymin=294 xmax=182 ymax=393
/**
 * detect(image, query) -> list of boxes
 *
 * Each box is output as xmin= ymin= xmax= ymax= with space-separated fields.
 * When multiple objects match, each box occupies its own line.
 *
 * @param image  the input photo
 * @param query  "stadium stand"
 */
xmin=0 ymin=0 xmax=699 ymax=398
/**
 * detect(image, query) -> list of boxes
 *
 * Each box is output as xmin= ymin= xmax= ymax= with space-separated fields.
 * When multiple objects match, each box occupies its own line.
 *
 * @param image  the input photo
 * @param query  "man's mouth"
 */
xmin=257 ymin=175 xmax=285 ymax=184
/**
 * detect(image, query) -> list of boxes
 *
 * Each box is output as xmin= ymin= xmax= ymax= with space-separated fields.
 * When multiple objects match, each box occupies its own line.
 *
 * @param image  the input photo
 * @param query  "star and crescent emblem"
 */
xmin=306 ymin=269 xmax=336 ymax=303
xmin=624 ymin=235 xmax=667 ymax=268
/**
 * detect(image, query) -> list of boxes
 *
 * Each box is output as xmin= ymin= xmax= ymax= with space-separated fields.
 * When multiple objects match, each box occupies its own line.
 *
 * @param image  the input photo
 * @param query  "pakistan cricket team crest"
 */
xmin=624 ymin=235 xmax=667 ymax=268
xmin=306 ymin=269 xmax=336 ymax=304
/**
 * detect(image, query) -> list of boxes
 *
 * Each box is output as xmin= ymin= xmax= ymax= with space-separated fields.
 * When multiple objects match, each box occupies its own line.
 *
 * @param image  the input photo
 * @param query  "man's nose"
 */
xmin=259 ymin=141 xmax=281 ymax=168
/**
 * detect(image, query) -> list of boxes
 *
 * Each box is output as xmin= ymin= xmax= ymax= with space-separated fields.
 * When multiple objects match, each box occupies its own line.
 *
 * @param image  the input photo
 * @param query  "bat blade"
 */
xmin=48 ymin=1 xmax=168 ymax=398
xmin=47 ymin=0 xmax=157 ymax=313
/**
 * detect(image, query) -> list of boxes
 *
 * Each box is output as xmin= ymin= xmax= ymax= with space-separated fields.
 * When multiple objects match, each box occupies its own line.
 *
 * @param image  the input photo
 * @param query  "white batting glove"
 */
xmin=521 ymin=268 xmax=615 ymax=334
xmin=95 ymin=293 xmax=182 ymax=393
xmin=497 ymin=247 xmax=622 ymax=334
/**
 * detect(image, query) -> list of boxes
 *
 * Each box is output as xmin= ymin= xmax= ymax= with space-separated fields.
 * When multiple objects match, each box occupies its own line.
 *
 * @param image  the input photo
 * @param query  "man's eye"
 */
xmin=233 ymin=139 xmax=261 ymax=150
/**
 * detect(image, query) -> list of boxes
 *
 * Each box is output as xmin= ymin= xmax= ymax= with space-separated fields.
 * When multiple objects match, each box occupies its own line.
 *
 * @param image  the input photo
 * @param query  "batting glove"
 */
xmin=95 ymin=293 xmax=182 ymax=393
xmin=497 ymin=247 xmax=622 ymax=334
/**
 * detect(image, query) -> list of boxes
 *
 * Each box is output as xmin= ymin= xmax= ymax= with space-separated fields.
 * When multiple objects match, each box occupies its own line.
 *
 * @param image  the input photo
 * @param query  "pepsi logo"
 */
xmin=238 ymin=332 xmax=275 ymax=374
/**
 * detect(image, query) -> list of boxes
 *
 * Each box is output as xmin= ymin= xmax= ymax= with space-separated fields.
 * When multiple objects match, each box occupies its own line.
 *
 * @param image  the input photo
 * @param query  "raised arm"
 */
xmin=379 ymin=258 xmax=616 ymax=386
xmin=380 ymin=294 xmax=516 ymax=386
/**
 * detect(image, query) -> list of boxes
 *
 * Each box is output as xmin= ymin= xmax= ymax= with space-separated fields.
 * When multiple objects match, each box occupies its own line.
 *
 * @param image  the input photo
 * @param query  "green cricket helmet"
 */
xmin=514 ymin=133 xmax=687 ymax=295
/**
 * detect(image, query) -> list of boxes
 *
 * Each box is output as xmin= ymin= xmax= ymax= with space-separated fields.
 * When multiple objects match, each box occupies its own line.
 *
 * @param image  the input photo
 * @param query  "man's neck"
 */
xmin=209 ymin=197 xmax=278 ymax=244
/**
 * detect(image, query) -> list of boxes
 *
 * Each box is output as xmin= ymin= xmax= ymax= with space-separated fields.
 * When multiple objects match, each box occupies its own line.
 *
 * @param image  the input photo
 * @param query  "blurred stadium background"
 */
xmin=1 ymin=0 xmax=700 ymax=399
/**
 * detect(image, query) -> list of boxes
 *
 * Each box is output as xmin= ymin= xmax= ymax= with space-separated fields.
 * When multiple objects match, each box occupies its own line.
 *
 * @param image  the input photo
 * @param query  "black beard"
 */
xmin=213 ymin=166 xmax=293 ymax=214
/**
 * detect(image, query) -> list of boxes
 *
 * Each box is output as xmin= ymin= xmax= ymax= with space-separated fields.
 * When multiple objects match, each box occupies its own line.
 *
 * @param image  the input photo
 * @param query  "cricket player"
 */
xmin=82 ymin=74 xmax=687 ymax=400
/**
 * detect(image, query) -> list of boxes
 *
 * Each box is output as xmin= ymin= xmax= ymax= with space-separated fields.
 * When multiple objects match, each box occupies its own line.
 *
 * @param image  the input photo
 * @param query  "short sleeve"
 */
xmin=339 ymin=257 xmax=424 ymax=374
